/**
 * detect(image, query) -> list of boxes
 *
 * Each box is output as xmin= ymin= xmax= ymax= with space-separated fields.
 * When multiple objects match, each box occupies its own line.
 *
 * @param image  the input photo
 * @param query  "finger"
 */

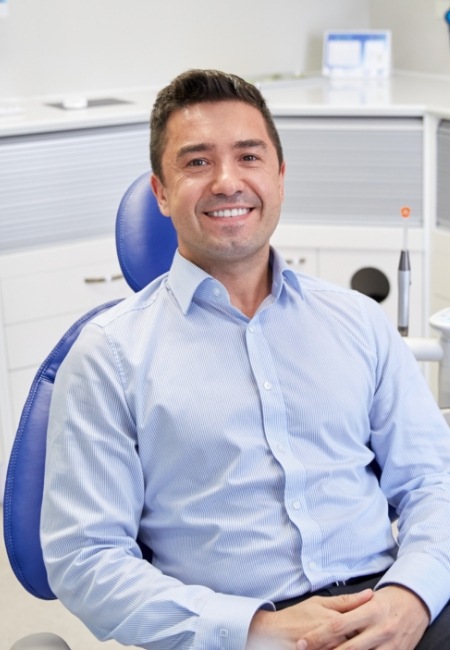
xmin=296 ymin=630 xmax=353 ymax=650
xmin=297 ymin=592 xmax=374 ymax=650
xmin=296 ymin=639 xmax=350 ymax=650
xmin=324 ymin=588 xmax=374 ymax=613
xmin=297 ymin=626 xmax=355 ymax=650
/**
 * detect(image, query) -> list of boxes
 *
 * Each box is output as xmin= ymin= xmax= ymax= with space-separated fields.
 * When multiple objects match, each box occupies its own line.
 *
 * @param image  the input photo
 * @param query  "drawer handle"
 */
xmin=84 ymin=273 xmax=124 ymax=284
xmin=286 ymin=257 xmax=306 ymax=266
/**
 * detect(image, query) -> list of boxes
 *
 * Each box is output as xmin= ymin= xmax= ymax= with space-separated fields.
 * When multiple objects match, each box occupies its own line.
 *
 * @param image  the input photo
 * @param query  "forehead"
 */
xmin=163 ymin=100 xmax=273 ymax=150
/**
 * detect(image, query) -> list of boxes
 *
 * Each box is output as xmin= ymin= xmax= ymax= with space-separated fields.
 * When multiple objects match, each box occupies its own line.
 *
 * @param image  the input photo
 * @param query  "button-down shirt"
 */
xmin=41 ymin=248 xmax=450 ymax=650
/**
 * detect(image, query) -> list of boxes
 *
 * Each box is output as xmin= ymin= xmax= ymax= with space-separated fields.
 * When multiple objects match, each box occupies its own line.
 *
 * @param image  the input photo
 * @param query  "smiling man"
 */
xmin=151 ymin=82 xmax=286 ymax=318
xmin=41 ymin=69 xmax=450 ymax=650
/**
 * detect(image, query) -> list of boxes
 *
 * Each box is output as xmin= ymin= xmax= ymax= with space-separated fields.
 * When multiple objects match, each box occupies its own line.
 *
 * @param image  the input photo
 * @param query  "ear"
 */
xmin=151 ymin=174 xmax=171 ymax=217
xmin=279 ymin=161 xmax=286 ymax=201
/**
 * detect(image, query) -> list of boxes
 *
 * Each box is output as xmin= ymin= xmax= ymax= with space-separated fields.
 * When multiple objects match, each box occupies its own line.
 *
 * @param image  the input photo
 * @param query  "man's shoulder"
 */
xmin=294 ymin=270 xmax=385 ymax=325
xmin=90 ymin=274 xmax=169 ymax=330
xmin=295 ymin=271 xmax=355 ymax=296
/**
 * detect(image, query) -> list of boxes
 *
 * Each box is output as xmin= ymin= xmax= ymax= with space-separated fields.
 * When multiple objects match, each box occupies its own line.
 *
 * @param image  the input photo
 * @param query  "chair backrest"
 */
xmin=3 ymin=172 xmax=177 ymax=599
xmin=116 ymin=171 xmax=178 ymax=292
xmin=3 ymin=302 xmax=122 ymax=599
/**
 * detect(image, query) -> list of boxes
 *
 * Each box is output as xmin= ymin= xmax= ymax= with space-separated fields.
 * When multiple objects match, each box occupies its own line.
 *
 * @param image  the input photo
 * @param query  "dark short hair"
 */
xmin=150 ymin=69 xmax=284 ymax=181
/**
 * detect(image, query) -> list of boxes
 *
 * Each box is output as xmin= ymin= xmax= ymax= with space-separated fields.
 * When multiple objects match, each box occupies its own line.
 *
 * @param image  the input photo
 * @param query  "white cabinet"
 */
xmin=0 ymin=119 xmax=149 ymax=492
xmin=277 ymin=247 xmax=318 ymax=276
xmin=275 ymin=116 xmax=423 ymax=229
xmin=318 ymin=248 xmax=424 ymax=336
xmin=0 ymin=122 xmax=149 ymax=252
xmin=271 ymin=114 xmax=428 ymax=341
xmin=431 ymin=229 xmax=450 ymax=313
xmin=0 ymin=237 xmax=132 ymax=471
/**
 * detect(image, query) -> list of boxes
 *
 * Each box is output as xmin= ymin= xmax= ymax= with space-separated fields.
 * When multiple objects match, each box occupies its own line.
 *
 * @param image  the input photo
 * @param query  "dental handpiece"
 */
xmin=398 ymin=207 xmax=411 ymax=337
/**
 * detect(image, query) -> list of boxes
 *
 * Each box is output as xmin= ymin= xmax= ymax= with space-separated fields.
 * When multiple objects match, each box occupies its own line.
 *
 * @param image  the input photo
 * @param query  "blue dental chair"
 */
xmin=2 ymin=172 xmax=178 ymax=649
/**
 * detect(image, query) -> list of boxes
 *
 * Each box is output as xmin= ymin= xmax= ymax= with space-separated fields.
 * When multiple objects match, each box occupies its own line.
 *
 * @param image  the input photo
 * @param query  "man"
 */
xmin=41 ymin=69 xmax=450 ymax=649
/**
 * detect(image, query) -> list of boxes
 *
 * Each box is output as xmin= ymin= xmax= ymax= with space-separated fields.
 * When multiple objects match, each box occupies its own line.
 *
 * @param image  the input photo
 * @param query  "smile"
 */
xmin=206 ymin=208 xmax=251 ymax=218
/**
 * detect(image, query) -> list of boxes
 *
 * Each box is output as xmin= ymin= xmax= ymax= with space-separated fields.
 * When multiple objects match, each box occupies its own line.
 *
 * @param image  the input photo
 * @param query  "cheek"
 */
xmin=170 ymin=176 xmax=201 ymax=202
xmin=262 ymin=179 xmax=284 ymax=208
xmin=164 ymin=188 xmax=201 ymax=228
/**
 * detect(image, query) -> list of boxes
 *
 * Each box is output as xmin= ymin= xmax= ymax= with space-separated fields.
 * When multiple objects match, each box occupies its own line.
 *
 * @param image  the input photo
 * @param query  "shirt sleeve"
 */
xmin=364 ymin=298 xmax=450 ymax=621
xmin=40 ymin=322 xmax=271 ymax=649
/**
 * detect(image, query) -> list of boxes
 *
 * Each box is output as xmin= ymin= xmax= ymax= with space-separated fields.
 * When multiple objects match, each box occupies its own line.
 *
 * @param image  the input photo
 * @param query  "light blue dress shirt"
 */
xmin=41 ymin=248 xmax=450 ymax=649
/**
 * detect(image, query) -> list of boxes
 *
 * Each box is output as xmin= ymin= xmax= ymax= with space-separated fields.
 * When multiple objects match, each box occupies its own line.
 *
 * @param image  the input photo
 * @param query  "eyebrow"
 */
xmin=176 ymin=143 xmax=212 ymax=161
xmin=176 ymin=139 xmax=268 ymax=161
xmin=235 ymin=139 xmax=268 ymax=151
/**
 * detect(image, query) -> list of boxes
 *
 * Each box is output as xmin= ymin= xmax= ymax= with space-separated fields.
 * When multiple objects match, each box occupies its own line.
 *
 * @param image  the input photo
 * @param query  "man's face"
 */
xmin=151 ymin=100 xmax=285 ymax=273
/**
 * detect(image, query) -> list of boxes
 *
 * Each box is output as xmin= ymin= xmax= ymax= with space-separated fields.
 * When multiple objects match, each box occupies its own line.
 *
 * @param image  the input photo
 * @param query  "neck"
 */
xmin=204 ymin=253 xmax=272 ymax=319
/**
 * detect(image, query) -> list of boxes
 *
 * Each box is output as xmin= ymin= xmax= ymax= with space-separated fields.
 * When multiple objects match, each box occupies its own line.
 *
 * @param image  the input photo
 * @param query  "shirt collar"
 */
xmin=167 ymin=248 xmax=303 ymax=315
xmin=271 ymin=248 xmax=302 ymax=299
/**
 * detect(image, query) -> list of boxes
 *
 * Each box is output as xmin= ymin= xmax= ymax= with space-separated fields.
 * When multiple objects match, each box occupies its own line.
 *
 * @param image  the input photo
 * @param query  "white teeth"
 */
xmin=208 ymin=208 xmax=249 ymax=218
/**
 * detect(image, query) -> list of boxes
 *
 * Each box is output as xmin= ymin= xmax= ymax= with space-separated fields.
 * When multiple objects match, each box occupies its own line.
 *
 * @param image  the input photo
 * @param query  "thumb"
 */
xmin=325 ymin=588 xmax=374 ymax=613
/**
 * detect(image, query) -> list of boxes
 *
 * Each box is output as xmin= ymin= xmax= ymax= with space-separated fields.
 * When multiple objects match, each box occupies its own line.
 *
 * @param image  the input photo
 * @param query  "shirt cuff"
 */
xmin=194 ymin=592 xmax=274 ymax=650
xmin=375 ymin=552 xmax=450 ymax=622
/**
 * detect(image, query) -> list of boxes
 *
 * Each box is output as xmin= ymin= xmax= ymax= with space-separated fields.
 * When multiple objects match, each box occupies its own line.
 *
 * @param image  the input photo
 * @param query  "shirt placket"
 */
xmin=245 ymin=316 xmax=325 ymax=587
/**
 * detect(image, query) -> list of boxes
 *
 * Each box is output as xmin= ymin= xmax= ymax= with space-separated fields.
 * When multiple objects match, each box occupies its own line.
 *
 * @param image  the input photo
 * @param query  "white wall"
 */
xmin=3 ymin=2 xmax=450 ymax=100
xmin=0 ymin=0 xmax=370 ymax=99
xmin=370 ymin=0 xmax=450 ymax=75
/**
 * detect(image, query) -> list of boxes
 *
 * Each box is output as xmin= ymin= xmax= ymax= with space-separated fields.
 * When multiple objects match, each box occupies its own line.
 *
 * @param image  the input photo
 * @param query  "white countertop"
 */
xmin=260 ymin=72 xmax=450 ymax=118
xmin=2 ymin=72 xmax=450 ymax=137
xmin=0 ymin=86 xmax=160 ymax=137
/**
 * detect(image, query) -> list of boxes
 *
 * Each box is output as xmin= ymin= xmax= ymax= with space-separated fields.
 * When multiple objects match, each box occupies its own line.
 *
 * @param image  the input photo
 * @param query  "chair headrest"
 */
xmin=116 ymin=172 xmax=178 ymax=292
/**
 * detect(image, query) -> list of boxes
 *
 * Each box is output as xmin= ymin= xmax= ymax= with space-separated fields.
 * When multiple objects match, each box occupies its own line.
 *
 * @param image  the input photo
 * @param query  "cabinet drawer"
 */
xmin=5 ymin=299 xmax=124 ymax=370
xmin=10 ymin=367 xmax=39 ymax=430
xmin=275 ymin=247 xmax=318 ymax=276
xmin=7 ymin=298 xmax=126 ymax=428
xmin=2 ymin=258 xmax=129 ymax=325
xmin=431 ymin=231 xmax=450 ymax=304
xmin=6 ymin=314 xmax=79 ymax=370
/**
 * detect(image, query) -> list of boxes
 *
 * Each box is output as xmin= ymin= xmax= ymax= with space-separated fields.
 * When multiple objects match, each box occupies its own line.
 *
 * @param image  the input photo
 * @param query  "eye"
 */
xmin=242 ymin=154 xmax=259 ymax=162
xmin=187 ymin=158 xmax=207 ymax=167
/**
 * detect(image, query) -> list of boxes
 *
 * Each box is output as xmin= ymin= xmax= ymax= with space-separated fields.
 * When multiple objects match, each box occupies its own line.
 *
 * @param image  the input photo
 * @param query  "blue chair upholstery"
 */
xmin=3 ymin=172 xmax=178 ymax=603
xmin=3 ymin=301 xmax=123 ymax=600
xmin=116 ymin=171 xmax=178 ymax=292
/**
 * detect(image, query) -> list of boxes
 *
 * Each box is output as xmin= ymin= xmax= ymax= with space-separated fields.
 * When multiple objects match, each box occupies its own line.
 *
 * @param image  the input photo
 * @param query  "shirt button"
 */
xmin=248 ymin=325 xmax=255 ymax=333
xmin=276 ymin=444 xmax=285 ymax=454
xmin=309 ymin=561 xmax=317 ymax=570
xmin=213 ymin=288 xmax=221 ymax=297
xmin=263 ymin=381 xmax=272 ymax=390
xmin=292 ymin=500 xmax=301 ymax=510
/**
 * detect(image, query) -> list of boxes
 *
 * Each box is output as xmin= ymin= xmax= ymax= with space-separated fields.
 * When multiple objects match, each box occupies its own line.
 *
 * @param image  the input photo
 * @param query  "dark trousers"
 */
xmin=275 ymin=575 xmax=450 ymax=649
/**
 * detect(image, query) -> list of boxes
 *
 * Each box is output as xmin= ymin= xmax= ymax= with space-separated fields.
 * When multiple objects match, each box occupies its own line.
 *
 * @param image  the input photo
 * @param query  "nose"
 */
xmin=210 ymin=160 xmax=244 ymax=196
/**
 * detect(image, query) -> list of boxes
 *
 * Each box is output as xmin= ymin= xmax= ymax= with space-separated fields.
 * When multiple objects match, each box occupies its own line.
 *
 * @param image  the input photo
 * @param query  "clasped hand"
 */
xmin=248 ymin=585 xmax=429 ymax=650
